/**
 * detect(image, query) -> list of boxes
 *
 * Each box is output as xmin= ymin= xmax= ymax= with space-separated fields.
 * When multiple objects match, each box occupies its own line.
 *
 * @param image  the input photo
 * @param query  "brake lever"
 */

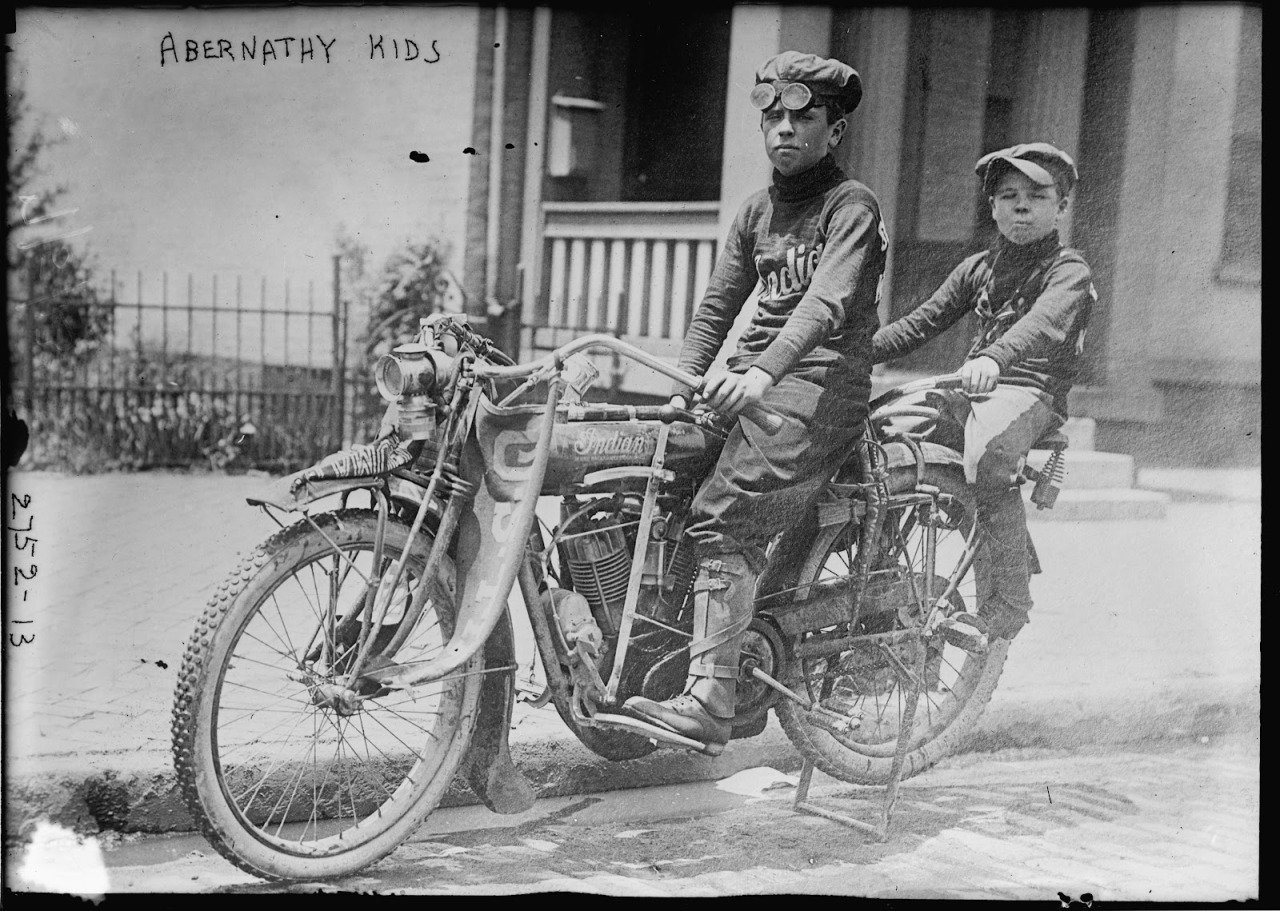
xmin=663 ymin=400 xmax=786 ymax=435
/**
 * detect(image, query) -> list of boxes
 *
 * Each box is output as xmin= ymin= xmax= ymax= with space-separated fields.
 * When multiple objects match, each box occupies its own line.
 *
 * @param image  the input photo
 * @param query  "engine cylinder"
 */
xmin=560 ymin=520 xmax=631 ymax=636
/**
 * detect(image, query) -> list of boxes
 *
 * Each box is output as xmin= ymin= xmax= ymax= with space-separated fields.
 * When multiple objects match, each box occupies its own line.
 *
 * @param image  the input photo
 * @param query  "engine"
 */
xmin=556 ymin=495 xmax=697 ymax=638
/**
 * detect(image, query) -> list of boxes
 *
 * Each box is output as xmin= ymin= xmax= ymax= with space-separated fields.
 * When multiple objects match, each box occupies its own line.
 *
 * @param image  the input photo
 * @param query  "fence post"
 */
xmin=331 ymin=255 xmax=345 ymax=449
xmin=24 ymin=256 xmax=36 ymax=415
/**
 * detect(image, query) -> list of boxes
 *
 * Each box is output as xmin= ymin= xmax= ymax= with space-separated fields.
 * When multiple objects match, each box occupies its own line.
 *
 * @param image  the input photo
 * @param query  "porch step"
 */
xmin=1026 ymin=448 xmax=1133 ymax=489
xmin=1057 ymin=416 xmax=1096 ymax=451
xmin=1024 ymin=487 xmax=1171 ymax=522
xmin=1023 ymin=432 xmax=1170 ymax=519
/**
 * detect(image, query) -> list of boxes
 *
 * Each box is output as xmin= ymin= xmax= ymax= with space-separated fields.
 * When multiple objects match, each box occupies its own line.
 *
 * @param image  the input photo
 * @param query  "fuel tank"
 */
xmin=540 ymin=420 xmax=724 ymax=492
xmin=473 ymin=395 xmax=726 ymax=501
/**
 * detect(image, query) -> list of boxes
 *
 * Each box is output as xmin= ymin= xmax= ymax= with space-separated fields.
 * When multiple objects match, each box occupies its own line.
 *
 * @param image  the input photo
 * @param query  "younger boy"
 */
xmin=872 ymin=142 xmax=1096 ymax=642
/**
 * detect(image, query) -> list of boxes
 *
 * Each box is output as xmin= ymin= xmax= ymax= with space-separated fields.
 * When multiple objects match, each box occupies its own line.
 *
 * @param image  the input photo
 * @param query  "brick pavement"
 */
xmin=2 ymin=467 xmax=1260 ymax=837
xmin=184 ymin=738 xmax=1252 ymax=899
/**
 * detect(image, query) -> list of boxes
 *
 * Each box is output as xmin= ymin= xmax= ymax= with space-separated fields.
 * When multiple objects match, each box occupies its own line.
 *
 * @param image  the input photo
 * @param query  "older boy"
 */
xmin=871 ymin=142 xmax=1096 ymax=642
xmin=626 ymin=51 xmax=888 ymax=748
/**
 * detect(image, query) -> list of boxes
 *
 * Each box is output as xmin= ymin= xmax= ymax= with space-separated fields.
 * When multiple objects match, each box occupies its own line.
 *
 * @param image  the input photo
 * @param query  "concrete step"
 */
xmin=1058 ymin=416 xmax=1096 ymax=451
xmin=1026 ymin=486 xmax=1170 ymax=521
xmin=1026 ymin=448 xmax=1134 ymax=489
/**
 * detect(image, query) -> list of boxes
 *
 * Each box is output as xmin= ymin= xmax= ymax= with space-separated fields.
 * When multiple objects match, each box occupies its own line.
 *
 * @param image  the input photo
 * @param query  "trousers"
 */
xmin=930 ymin=385 xmax=1061 ymax=613
xmin=684 ymin=372 xmax=867 ymax=574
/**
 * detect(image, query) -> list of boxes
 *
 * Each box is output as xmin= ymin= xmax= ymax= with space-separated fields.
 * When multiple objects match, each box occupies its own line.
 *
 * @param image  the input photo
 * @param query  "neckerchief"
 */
xmin=970 ymin=233 xmax=1067 ymax=355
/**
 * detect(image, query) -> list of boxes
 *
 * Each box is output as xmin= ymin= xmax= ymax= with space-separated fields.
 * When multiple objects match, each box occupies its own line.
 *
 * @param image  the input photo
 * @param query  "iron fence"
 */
xmin=6 ymin=255 xmax=389 ymax=473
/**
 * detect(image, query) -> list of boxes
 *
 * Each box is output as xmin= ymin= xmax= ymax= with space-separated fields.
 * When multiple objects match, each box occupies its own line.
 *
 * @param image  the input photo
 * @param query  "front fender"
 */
xmin=459 ymin=610 xmax=537 ymax=814
xmin=248 ymin=469 xmax=446 ymax=518
xmin=247 ymin=473 xmax=390 ymax=511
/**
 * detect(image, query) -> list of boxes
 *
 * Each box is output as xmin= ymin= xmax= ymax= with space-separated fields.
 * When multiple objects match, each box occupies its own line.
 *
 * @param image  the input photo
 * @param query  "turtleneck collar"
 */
xmin=772 ymin=154 xmax=845 ymax=203
xmin=994 ymin=230 xmax=1061 ymax=265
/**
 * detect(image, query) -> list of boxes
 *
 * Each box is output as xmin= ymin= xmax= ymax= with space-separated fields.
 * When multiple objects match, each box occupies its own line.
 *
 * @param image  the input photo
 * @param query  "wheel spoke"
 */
xmin=175 ymin=511 xmax=476 ymax=872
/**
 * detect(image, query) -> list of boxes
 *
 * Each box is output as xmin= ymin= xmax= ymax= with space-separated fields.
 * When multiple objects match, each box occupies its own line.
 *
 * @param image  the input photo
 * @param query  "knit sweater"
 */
xmin=675 ymin=154 xmax=887 ymax=402
xmin=871 ymin=231 xmax=1096 ymax=415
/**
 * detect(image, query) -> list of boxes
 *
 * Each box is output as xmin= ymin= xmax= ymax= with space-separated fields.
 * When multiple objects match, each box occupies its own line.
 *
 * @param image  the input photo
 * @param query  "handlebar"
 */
xmin=868 ymin=372 xmax=1042 ymax=411
xmin=473 ymin=333 xmax=787 ymax=435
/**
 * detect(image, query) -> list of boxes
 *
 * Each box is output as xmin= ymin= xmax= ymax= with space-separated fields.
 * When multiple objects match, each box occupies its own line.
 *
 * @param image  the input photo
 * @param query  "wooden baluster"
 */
xmin=627 ymin=240 xmax=648 ymax=339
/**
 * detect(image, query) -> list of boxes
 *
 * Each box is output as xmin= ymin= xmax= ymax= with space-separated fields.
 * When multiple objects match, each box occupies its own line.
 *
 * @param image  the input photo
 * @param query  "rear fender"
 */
xmin=883 ymin=440 xmax=965 ymax=475
xmin=459 ymin=610 xmax=537 ymax=814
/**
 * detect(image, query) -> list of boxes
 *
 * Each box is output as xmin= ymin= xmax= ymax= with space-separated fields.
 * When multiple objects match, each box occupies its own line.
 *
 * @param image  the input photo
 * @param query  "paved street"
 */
xmin=9 ymin=736 xmax=1260 ymax=899
xmin=3 ymin=467 xmax=1260 ymax=768
xmin=0 ymin=466 xmax=1261 ymax=898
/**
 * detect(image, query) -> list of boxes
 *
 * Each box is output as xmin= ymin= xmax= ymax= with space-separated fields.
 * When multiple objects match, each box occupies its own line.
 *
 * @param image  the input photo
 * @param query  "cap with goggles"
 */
xmin=752 ymin=51 xmax=862 ymax=115
xmin=750 ymin=81 xmax=833 ymax=112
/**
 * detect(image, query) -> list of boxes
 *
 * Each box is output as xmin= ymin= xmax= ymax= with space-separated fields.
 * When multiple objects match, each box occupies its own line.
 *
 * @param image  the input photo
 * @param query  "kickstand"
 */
xmin=791 ymin=638 xmax=926 ymax=841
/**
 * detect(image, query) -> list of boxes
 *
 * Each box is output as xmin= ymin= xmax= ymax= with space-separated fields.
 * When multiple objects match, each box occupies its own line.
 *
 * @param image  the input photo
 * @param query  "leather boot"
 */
xmin=974 ymin=487 xmax=1034 ymax=640
xmin=625 ymin=553 xmax=755 ymax=747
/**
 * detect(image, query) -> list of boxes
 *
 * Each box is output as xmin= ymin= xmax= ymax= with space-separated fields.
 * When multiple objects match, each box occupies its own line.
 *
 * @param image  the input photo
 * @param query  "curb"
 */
xmin=3 ymin=677 xmax=1258 ymax=844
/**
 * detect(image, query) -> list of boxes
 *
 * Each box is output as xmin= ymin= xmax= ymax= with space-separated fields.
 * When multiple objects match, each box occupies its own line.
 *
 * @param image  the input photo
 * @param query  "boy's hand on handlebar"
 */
xmin=958 ymin=356 xmax=1001 ymax=395
xmin=701 ymin=366 xmax=774 ymax=417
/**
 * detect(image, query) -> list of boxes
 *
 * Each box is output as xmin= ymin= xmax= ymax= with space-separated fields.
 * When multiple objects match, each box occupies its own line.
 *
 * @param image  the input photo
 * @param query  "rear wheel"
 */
xmin=776 ymin=464 xmax=1008 ymax=785
xmin=171 ymin=509 xmax=481 ymax=881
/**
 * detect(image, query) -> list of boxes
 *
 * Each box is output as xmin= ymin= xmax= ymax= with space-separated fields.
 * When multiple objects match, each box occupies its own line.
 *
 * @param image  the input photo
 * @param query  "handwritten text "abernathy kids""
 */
xmin=160 ymin=34 xmax=442 ymax=66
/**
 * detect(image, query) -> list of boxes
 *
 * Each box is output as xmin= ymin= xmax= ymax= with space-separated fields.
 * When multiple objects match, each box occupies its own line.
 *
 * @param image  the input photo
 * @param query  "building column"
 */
xmin=1073 ymin=6 xmax=1177 ymax=425
xmin=833 ymin=8 xmax=910 ymax=325
xmin=714 ymin=6 xmax=832 ymax=364
xmin=1010 ymin=8 xmax=1089 ymax=244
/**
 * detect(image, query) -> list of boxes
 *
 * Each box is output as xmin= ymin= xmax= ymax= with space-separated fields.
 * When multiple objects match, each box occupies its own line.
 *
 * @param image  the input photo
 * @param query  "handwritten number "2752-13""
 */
xmin=9 ymin=493 xmax=35 ymax=646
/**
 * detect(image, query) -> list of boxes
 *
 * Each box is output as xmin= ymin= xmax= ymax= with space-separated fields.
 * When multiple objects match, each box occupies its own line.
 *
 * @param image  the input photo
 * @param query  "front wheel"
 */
xmin=776 ymin=464 xmax=1008 ymax=785
xmin=171 ymin=509 xmax=482 ymax=882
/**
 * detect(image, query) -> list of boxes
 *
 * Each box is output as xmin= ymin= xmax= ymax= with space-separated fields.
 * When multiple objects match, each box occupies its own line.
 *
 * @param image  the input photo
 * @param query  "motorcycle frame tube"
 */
xmin=377 ymin=484 xmax=471 ymax=659
xmin=371 ymin=405 xmax=472 ymax=659
xmin=474 ymin=333 xmax=782 ymax=434
xmin=516 ymin=547 xmax=577 ymax=705
xmin=604 ymin=420 xmax=671 ymax=702
xmin=376 ymin=379 xmax=562 ymax=690
xmin=348 ymin=399 xmax=463 ymax=679
xmin=351 ymin=486 xmax=392 ymax=670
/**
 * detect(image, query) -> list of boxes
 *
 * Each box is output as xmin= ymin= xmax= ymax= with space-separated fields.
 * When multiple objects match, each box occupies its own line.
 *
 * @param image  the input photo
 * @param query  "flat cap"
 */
xmin=755 ymin=51 xmax=862 ymax=114
xmin=976 ymin=142 xmax=1079 ymax=196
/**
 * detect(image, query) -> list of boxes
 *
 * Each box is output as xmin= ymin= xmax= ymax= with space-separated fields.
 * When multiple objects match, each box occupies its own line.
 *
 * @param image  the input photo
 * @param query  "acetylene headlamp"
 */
xmin=374 ymin=343 xmax=441 ymax=402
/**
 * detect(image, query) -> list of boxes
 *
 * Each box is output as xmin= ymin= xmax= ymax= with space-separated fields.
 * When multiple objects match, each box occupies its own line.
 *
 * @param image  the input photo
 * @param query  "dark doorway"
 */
xmin=620 ymin=12 xmax=731 ymax=202
xmin=888 ymin=8 xmax=1031 ymax=373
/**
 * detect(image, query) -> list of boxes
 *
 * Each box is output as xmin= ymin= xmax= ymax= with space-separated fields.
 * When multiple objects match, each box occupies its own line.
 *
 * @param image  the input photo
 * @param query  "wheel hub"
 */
xmin=307 ymin=681 xmax=364 ymax=716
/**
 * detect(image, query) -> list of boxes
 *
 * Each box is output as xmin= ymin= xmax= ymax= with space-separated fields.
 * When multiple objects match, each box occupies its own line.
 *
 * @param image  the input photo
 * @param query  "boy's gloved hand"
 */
xmin=959 ymin=355 xmax=1001 ymax=394
xmin=701 ymin=366 xmax=775 ymax=417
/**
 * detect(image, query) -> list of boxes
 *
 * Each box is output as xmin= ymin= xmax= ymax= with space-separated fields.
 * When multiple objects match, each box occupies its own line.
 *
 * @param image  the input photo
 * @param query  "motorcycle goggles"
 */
xmin=750 ymin=81 xmax=830 ymax=112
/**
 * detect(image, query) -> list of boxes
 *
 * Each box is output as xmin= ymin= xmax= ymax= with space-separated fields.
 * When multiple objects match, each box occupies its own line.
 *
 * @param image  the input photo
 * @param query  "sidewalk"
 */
xmin=3 ymin=467 xmax=1260 ymax=840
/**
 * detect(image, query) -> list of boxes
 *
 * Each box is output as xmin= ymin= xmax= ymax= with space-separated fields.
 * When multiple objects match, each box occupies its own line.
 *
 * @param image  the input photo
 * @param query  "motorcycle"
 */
xmin=170 ymin=313 xmax=1067 ymax=881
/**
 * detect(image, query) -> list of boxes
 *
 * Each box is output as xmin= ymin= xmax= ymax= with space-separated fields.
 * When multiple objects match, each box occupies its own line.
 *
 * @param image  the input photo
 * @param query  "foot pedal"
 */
xmin=591 ymin=711 xmax=723 ymax=756
xmin=937 ymin=613 xmax=989 ymax=653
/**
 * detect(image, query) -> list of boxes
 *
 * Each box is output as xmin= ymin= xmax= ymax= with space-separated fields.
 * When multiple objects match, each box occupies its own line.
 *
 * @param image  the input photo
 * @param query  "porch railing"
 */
xmin=528 ymin=201 xmax=720 ymax=394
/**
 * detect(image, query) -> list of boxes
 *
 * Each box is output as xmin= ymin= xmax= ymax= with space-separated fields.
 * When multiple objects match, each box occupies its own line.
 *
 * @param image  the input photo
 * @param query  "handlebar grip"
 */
xmin=740 ymin=401 xmax=786 ymax=435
